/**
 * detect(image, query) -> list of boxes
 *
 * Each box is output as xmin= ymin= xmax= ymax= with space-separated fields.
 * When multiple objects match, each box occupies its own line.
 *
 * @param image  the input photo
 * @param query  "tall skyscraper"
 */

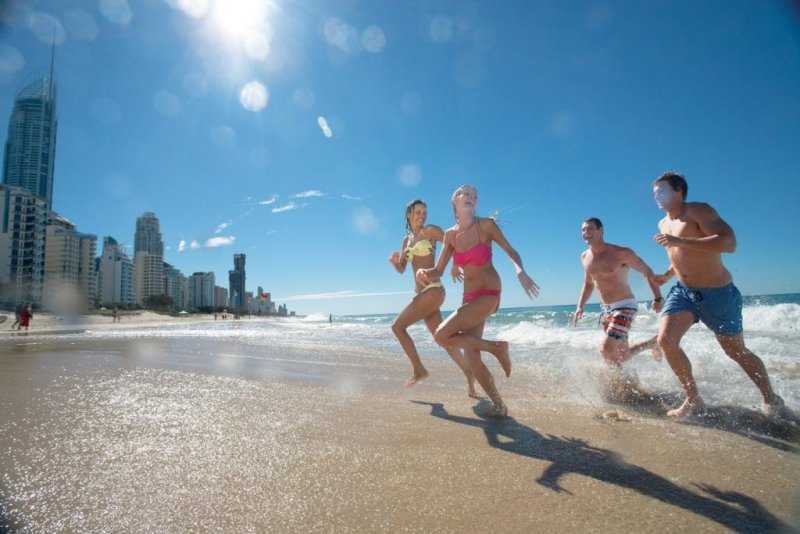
xmin=134 ymin=212 xmax=164 ymax=256
xmin=2 ymin=50 xmax=58 ymax=209
xmin=229 ymin=253 xmax=246 ymax=309
xmin=133 ymin=212 xmax=165 ymax=304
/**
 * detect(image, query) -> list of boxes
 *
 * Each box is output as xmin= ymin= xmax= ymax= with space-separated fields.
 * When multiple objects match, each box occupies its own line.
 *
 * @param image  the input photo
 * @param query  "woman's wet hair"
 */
xmin=405 ymin=199 xmax=426 ymax=234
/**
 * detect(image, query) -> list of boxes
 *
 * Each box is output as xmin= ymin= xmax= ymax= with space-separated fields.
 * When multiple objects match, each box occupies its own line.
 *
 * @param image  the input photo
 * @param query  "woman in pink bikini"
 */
xmin=389 ymin=199 xmax=476 ymax=394
xmin=417 ymin=185 xmax=539 ymax=416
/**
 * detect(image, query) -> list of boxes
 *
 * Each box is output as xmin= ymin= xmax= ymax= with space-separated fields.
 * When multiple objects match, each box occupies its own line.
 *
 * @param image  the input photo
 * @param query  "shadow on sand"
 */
xmin=601 ymin=377 xmax=800 ymax=454
xmin=412 ymin=400 xmax=790 ymax=533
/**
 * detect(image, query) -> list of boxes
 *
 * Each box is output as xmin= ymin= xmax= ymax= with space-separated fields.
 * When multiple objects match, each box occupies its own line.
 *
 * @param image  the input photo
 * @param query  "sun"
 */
xmin=213 ymin=0 xmax=272 ymax=36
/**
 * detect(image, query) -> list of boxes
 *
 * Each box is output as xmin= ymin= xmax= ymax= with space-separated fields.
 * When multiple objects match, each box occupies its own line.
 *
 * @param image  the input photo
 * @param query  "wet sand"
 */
xmin=1 ymin=333 xmax=798 ymax=532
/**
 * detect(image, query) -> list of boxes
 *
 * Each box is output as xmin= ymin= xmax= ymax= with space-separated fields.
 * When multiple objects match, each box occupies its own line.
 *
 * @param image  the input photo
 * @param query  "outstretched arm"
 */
xmin=622 ymin=248 xmax=663 ymax=312
xmin=485 ymin=219 xmax=539 ymax=299
xmin=573 ymin=269 xmax=594 ymax=326
xmin=652 ymin=264 xmax=675 ymax=285
xmin=653 ymin=203 xmax=736 ymax=253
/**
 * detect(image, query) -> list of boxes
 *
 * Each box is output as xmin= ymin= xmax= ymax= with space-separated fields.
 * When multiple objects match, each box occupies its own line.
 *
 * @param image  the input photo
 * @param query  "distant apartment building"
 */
xmin=229 ymin=253 xmax=245 ymax=309
xmin=187 ymin=272 xmax=215 ymax=309
xmin=43 ymin=214 xmax=96 ymax=312
xmin=252 ymin=286 xmax=275 ymax=315
xmin=133 ymin=212 xmax=164 ymax=304
xmin=97 ymin=236 xmax=134 ymax=306
xmin=164 ymin=263 xmax=187 ymax=310
xmin=214 ymin=285 xmax=228 ymax=309
xmin=0 ymin=184 xmax=47 ymax=306
xmin=134 ymin=252 xmax=164 ymax=304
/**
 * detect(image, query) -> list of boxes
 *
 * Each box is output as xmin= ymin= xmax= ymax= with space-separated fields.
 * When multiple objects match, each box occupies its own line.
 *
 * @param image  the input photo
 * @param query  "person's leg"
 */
xmin=460 ymin=321 xmax=506 ymax=416
xmin=424 ymin=309 xmax=476 ymax=397
xmin=600 ymin=335 xmax=630 ymax=366
xmin=434 ymin=295 xmax=510 ymax=376
xmin=391 ymin=289 xmax=447 ymax=387
xmin=657 ymin=311 xmax=703 ymax=417
xmin=628 ymin=335 xmax=661 ymax=360
xmin=715 ymin=333 xmax=780 ymax=414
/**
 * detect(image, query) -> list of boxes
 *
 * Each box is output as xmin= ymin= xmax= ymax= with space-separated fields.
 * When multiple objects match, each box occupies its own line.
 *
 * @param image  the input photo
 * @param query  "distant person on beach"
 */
xmin=10 ymin=303 xmax=22 ymax=329
xmin=389 ymin=199 xmax=476 ymax=394
xmin=573 ymin=217 xmax=663 ymax=366
xmin=651 ymin=171 xmax=784 ymax=418
xmin=113 ymin=307 xmax=121 ymax=323
xmin=18 ymin=303 xmax=32 ymax=331
xmin=418 ymin=185 xmax=539 ymax=417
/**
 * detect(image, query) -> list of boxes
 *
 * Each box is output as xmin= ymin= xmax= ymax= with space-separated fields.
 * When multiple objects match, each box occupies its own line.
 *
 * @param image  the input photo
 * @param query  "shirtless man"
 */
xmin=573 ymin=218 xmax=662 ymax=366
xmin=652 ymin=171 xmax=784 ymax=418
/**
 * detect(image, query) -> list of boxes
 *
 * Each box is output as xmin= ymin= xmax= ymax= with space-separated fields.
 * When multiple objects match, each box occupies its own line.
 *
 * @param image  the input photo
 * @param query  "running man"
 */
xmin=651 ymin=171 xmax=784 ymax=418
xmin=573 ymin=217 xmax=663 ymax=366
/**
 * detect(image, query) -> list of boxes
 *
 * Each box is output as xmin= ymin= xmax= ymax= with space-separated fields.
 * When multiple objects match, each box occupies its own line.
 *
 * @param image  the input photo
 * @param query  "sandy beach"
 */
xmin=1 ymin=316 xmax=798 ymax=532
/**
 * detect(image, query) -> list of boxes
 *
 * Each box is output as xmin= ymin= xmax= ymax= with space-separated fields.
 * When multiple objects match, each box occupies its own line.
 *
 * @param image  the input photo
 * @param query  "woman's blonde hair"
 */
xmin=451 ymin=184 xmax=477 ymax=222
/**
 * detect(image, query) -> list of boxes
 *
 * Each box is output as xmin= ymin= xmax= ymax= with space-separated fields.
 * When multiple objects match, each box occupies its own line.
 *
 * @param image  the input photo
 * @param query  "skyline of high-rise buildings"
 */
xmin=0 ymin=53 xmax=287 ymax=315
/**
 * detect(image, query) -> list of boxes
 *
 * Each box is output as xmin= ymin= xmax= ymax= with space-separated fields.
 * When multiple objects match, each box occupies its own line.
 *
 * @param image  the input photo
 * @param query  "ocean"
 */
xmin=51 ymin=292 xmax=799 ymax=411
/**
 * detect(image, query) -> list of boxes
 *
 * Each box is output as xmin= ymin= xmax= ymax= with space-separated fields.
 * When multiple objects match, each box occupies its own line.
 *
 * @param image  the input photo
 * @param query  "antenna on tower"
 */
xmin=48 ymin=35 xmax=56 ymax=98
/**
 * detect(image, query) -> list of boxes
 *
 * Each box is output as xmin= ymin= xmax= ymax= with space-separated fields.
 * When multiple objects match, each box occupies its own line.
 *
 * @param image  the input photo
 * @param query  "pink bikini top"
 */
xmin=453 ymin=220 xmax=493 ymax=268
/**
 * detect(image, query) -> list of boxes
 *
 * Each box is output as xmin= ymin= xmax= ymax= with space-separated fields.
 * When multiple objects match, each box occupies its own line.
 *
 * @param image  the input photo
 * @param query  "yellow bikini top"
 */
xmin=405 ymin=238 xmax=434 ymax=261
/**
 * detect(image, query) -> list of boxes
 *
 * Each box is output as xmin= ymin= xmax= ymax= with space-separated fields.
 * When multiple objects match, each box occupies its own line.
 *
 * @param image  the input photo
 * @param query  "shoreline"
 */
xmin=1 ymin=333 xmax=798 ymax=531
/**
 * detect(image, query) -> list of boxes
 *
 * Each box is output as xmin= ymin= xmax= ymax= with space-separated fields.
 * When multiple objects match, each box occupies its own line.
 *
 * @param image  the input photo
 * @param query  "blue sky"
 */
xmin=1 ymin=0 xmax=799 ymax=315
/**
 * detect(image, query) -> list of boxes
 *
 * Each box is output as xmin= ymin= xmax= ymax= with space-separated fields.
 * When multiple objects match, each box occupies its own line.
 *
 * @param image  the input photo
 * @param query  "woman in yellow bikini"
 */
xmin=389 ymin=199 xmax=476 ymax=394
xmin=417 ymin=185 xmax=539 ymax=417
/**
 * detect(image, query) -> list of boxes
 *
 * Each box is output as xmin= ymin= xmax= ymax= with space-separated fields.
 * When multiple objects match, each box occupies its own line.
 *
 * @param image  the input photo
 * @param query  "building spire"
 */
xmin=48 ymin=36 xmax=55 ymax=98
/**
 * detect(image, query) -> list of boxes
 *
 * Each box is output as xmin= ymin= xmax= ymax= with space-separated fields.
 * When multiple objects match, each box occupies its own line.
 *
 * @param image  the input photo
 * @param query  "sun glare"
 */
xmin=213 ymin=0 xmax=270 ymax=35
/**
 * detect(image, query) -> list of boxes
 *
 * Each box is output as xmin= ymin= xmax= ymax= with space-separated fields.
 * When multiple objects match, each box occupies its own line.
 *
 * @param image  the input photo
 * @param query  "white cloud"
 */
xmin=190 ymin=240 xmax=201 ymax=249
xmin=274 ymin=290 xmax=411 ymax=301
xmin=272 ymin=202 xmax=302 ymax=213
xmin=291 ymin=190 xmax=324 ymax=198
xmin=351 ymin=207 xmax=379 ymax=235
xmin=205 ymin=236 xmax=236 ymax=247
xmin=178 ymin=240 xmax=187 ymax=252
xmin=214 ymin=222 xmax=230 ymax=234
xmin=259 ymin=194 xmax=278 ymax=205
xmin=341 ymin=193 xmax=362 ymax=201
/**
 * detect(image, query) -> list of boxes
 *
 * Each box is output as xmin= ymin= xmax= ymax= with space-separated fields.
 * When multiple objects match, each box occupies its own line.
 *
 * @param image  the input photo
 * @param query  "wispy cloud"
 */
xmin=341 ymin=193 xmax=362 ymax=201
xmin=214 ymin=222 xmax=230 ymax=234
xmin=291 ymin=190 xmax=324 ymax=198
xmin=178 ymin=240 xmax=187 ymax=252
xmin=274 ymin=290 xmax=411 ymax=301
xmin=190 ymin=240 xmax=201 ymax=249
xmin=259 ymin=194 xmax=278 ymax=205
xmin=205 ymin=236 xmax=236 ymax=247
xmin=272 ymin=202 xmax=303 ymax=213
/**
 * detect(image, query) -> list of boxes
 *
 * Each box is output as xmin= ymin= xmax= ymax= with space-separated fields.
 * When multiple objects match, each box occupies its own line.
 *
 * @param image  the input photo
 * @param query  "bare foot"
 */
xmin=762 ymin=395 xmax=785 ymax=420
xmin=491 ymin=341 xmax=511 ymax=377
xmin=482 ymin=401 xmax=508 ymax=418
xmin=466 ymin=373 xmax=478 ymax=398
xmin=404 ymin=369 xmax=430 ymax=388
xmin=651 ymin=344 xmax=662 ymax=362
xmin=667 ymin=397 xmax=705 ymax=418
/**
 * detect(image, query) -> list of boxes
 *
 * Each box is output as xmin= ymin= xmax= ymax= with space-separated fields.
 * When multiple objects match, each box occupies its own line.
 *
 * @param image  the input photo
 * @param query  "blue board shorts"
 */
xmin=661 ymin=282 xmax=743 ymax=336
